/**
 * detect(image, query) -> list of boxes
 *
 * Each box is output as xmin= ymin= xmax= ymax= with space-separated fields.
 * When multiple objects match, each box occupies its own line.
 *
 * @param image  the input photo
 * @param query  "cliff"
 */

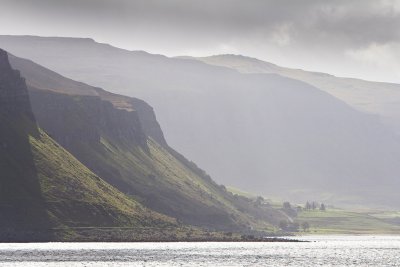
xmin=0 ymin=49 xmax=174 ymax=241
xmin=5 ymin=45 xmax=168 ymax=152
xmin=9 ymin=53 xmax=286 ymax=231
xmin=27 ymin=87 xmax=247 ymax=229
xmin=29 ymin=90 xmax=148 ymax=152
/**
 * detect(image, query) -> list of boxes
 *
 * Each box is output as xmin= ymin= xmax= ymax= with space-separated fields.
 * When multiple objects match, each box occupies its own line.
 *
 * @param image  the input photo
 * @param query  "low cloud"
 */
xmin=0 ymin=0 xmax=399 ymax=82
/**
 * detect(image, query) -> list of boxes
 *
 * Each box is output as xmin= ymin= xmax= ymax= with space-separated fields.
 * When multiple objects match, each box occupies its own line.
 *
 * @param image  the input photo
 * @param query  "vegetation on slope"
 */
xmin=31 ymin=128 xmax=174 ymax=228
xmin=0 ymin=116 xmax=173 ymax=228
xmin=28 ymin=87 xmax=292 ymax=232
xmin=0 ymin=49 xmax=176 ymax=241
xmin=5 ymin=51 xmax=290 ymax=232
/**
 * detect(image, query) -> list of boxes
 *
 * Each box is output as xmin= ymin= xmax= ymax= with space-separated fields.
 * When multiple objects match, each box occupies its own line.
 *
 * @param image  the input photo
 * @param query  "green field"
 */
xmin=296 ymin=208 xmax=400 ymax=235
xmin=227 ymin=186 xmax=400 ymax=235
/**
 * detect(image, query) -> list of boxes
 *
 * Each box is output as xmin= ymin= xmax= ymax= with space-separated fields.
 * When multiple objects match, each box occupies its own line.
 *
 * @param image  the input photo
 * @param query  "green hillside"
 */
xmin=0 ymin=49 xmax=175 ymax=241
xmin=0 ymin=117 xmax=173 ymax=227
xmin=28 ymin=88 xmax=285 ymax=232
xmin=9 ymin=53 xmax=288 ymax=232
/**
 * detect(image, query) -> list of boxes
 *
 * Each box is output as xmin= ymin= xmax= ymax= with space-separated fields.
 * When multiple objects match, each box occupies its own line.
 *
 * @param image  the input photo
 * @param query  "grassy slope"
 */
xmin=14 ymin=63 xmax=286 ymax=231
xmin=31 ymin=129 xmax=174 ymax=228
xmin=0 ymin=114 xmax=174 ymax=234
xmin=71 ymin=127 xmax=278 ymax=231
xmin=0 ymin=116 xmax=266 ymax=241
xmin=0 ymin=116 xmax=50 ymax=229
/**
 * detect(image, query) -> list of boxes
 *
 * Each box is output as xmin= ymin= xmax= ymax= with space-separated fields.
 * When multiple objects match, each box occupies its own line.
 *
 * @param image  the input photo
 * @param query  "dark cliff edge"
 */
xmin=94 ymin=88 xmax=168 ymax=147
xmin=29 ymin=88 xmax=149 ymax=152
xmin=0 ymin=49 xmax=51 ymax=239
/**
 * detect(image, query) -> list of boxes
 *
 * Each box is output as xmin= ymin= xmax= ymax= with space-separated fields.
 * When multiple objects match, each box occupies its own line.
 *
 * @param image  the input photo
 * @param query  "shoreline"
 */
xmin=0 ymin=237 xmax=305 ymax=243
xmin=0 ymin=227 xmax=304 ymax=243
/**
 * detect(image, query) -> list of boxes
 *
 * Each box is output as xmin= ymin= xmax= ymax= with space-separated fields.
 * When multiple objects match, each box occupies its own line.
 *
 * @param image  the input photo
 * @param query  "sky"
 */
xmin=0 ymin=0 xmax=399 ymax=83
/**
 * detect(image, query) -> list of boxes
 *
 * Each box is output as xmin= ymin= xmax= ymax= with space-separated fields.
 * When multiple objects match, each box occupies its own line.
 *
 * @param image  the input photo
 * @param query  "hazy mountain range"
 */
xmin=1 ymin=36 xmax=399 ymax=208
xmin=193 ymin=54 xmax=400 ymax=135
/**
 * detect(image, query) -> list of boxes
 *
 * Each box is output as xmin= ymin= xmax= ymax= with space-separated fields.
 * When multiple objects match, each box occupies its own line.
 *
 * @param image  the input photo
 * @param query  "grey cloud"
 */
xmin=3 ymin=0 xmax=399 ymax=46
xmin=127 ymin=0 xmax=400 ymax=47
xmin=0 ymin=0 xmax=399 ymax=82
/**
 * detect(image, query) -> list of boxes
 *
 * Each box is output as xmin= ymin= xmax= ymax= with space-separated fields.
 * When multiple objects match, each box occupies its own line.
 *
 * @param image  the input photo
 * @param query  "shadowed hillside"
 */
xmin=0 ymin=49 xmax=50 ymax=234
xmin=194 ymin=54 xmax=400 ymax=134
xmin=0 ymin=49 xmax=175 ymax=241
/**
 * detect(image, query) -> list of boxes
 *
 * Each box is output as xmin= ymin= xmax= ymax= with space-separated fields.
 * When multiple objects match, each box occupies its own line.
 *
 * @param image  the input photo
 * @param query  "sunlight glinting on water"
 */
xmin=0 ymin=236 xmax=400 ymax=266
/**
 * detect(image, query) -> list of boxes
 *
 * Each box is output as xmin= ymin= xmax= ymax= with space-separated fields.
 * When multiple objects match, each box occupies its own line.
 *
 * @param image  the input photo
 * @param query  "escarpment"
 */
xmin=29 ymin=89 xmax=149 ymax=152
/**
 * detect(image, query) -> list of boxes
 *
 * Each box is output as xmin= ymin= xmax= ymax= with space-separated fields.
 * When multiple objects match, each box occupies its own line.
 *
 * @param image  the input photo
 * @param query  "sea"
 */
xmin=0 ymin=235 xmax=399 ymax=266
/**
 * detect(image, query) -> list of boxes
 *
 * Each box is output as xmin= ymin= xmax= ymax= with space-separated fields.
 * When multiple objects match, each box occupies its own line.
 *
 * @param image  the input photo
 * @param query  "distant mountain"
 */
xmin=8 ymin=53 xmax=287 ymax=232
xmin=2 ymin=36 xmax=400 ymax=208
xmin=193 ymin=54 xmax=400 ymax=134
xmin=0 ymin=49 xmax=174 ymax=241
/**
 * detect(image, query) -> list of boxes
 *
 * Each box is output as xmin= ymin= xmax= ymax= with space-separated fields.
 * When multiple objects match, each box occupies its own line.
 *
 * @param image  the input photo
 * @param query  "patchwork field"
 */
xmin=296 ymin=209 xmax=400 ymax=235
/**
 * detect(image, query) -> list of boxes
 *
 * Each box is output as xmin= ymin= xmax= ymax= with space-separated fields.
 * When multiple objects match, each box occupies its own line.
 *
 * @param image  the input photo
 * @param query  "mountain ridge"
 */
xmin=193 ymin=54 xmax=400 ymax=134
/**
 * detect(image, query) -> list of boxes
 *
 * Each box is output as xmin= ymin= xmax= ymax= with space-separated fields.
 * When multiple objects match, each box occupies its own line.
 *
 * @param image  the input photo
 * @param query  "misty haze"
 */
xmin=0 ymin=0 xmax=400 ymax=266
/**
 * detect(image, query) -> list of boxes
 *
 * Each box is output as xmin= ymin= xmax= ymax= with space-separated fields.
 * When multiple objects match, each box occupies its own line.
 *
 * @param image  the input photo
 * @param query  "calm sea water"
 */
xmin=0 ymin=236 xmax=399 ymax=266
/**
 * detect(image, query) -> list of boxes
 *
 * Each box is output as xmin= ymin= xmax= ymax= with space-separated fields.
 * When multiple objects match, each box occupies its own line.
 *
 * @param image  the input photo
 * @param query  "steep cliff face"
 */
xmin=28 ymin=87 xmax=248 ymax=229
xmin=29 ymin=89 xmax=148 ymax=152
xmin=28 ymin=89 xmax=150 ymax=189
xmin=125 ymin=97 xmax=168 ymax=147
xmin=9 ymin=54 xmax=167 ymax=147
xmin=0 ymin=49 xmax=174 ymax=241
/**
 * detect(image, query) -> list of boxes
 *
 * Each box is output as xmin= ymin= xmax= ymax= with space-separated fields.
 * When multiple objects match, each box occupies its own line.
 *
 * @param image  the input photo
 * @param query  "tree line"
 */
xmin=304 ymin=201 xmax=326 ymax=211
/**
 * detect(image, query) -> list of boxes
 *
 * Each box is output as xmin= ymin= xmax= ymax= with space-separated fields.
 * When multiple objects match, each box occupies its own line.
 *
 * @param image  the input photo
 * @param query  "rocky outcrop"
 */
xmin=29 ymin=88 xmax=149 ymax=153
xmin=129 ymin=97 xmax=168 ymax=147
xmin=7 ymin=53 xmax=158 ymax=150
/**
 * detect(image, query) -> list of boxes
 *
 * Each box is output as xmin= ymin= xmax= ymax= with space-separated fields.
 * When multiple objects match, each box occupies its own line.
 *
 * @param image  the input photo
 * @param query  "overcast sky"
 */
xmin=0 ymin=0 xmax=399 ymax=83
